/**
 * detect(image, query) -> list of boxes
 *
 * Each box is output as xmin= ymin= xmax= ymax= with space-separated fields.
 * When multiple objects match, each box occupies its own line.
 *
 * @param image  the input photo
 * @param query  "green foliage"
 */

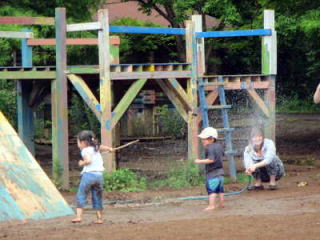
xmin=0 ymin=80 xmax=16 ymax=126
xmin=155 ymin=105 xmax=186 ymax=139
xmin=103 ymin=169 xmax=146 ymax=192
xmin=111 ymin=18 xmax=177 ymax=62
xmin=277 ymin=95 xmax=320 ymax=113
xmin=149 ymin=162 xmax=203 ymax=189
xmin=224 ymin=173 xmax=251 ymax=185
xmin=69 ymin=93 xmax=100 ymax=137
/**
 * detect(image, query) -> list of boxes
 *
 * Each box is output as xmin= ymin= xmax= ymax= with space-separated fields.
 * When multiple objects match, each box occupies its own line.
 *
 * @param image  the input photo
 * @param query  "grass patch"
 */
xmin=103 ymin=169 xmax=147 ymax=192
xmin=277 ymin=95 xmax=320 ymax=113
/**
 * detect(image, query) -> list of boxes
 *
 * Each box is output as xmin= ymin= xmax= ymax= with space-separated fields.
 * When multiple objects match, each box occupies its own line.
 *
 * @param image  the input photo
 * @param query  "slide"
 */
xmin=0 ymin=111 xmax=73 ymax=221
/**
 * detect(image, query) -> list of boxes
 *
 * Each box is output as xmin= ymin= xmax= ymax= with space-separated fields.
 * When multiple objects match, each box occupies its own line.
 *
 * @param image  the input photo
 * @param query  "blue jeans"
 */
xmin=206 ymin=176 xmax=224 ymax=194
xmin=76 ymin=172 xmax=104 ymax=209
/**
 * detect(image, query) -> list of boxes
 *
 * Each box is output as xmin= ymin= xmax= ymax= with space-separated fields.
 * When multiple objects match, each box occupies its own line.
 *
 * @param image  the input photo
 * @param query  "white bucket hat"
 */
xmin=198 ymin=127 xmax=218 ymax=139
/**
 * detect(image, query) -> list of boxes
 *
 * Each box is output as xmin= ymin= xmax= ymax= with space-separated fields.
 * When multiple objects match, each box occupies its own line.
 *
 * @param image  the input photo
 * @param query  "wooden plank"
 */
xmin=262 ymin=10 xmax=277 ymax=75
xmin=167 ymin=78 xmax=191 ymax=110
xmin=246 ymin=88 xmax=270 ymax=118
xmin=17 ymin=29 xmax=34 ymax=154
xmin=111 ymin=78 xmax=147 ymax=128
xmin=27 ymin=37 xmax=120 ymax=46
xmin=0 ymin=17 xmax=54 ymax=25
xmin=264 ymin=76 xmax=276 ymax=141
xmin=262 ymin=10 xmax=277 ymax=141
xmin=156 ymin=79 xmax=188 ymax=122
xmin=206 ymin=90 xmax=219 ymax=105
xmin=204 ymin=81 xmax=270 ymax=90
xmin=52 ymin=8 xmax=69 ymax=189
xmin=68 ymin=74 xmax=102 ymax=121
xmin=0 ymin=71 xmax=55 ymax=79
xmin=67 ymin=22 xmax=101 ymax=32
xmin=196 ymin=29 xmax=271 ymax=38
xmin=98 ymin=9 xmax=114 ymax=172
xmin=111 ymin=71 xmax=191 ymax=80
xmin=192 ymin=15 xmax=206 ymax=74
xmin=0 ymin=31 xmax=33 ymax=39
xmin=109 ymin=26 xmax=185 ymax=35
xmin=186 ymin=18 xmax=199 ymax=160
xmin=0 ymin=111 xmax=73 ymax=221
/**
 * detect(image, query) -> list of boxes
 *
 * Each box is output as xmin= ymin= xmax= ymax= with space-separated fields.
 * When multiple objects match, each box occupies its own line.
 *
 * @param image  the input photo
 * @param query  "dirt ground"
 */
xmin=1 ymin=113 xmax=320 ymax=240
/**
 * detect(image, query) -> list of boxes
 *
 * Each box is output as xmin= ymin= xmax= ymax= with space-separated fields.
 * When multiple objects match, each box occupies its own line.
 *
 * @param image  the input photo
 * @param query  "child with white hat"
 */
xmin=195 ymin=127 xmax=225 ymax=210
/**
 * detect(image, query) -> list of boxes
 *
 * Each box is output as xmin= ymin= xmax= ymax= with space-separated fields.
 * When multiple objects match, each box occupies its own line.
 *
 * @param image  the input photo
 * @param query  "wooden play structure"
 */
xmin=0 ymin=9 xmax=276 ymax=189
xmin=0 ymin=111 xmax=73 ymax=221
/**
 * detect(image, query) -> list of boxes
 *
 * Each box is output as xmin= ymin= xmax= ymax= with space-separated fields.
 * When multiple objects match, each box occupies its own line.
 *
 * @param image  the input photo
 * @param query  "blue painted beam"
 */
xmin=196 ymin=29 xmax=272 ymax=38
xmin=18 ymin=28 xmax=34 ymax=154
xmin=110 ymin=26 xmax=185 ymax=35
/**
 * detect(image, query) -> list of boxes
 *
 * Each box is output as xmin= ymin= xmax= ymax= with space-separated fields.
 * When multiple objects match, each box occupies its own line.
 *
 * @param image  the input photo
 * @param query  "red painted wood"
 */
xmin=0 ymin=17 xmax=54 ymax=25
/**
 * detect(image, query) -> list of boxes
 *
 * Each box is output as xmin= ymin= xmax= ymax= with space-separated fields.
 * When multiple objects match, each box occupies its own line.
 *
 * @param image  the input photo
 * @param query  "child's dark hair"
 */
xmin=77 ymin=130 xmax=100 ymax=151
xmin=207 ymin=136 xmax=216 ymax=142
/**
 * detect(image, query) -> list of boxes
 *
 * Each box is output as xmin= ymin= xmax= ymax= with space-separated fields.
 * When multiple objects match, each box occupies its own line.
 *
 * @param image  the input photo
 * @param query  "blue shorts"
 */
xmin=206 ymin=176 xmax=224 ymax=194
xmin=76 ymin=172 xmax=104 ymax=209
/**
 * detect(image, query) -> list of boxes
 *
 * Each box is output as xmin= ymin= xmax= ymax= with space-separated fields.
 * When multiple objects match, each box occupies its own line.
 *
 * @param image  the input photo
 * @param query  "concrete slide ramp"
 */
xmin=0 ymin=111 xmax=73 ymax=221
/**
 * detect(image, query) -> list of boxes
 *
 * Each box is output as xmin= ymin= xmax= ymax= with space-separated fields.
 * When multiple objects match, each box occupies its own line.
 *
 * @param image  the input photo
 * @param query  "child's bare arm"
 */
xmin=194 ymin=158 xmax=214 ymax=164
xmin=99 ymin=145 xmax=114 ymax=153
xmin=78 ymin=155 xmax=92 ymax=166
xmin=314 ymin=83 xmax=320 ymax=104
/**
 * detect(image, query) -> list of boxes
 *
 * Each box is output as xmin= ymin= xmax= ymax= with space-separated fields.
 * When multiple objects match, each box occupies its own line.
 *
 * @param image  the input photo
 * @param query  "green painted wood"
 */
xmin=0 ymin=71 xmax=55 ymax=79
xmin=98 ymin=9 xmax=114 ymax=172
xmin=68 ymin=74 xmax=102 ymax=121
xmin=112 ymin=78 xmax=147 ymax=129
xmin=52 ymin=8 xmax=69 ymax=189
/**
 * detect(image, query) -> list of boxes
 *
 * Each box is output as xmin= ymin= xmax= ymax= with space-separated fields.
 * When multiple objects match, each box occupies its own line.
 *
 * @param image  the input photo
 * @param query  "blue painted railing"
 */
xmin=196 ymin=29 xmax=272 ymax=38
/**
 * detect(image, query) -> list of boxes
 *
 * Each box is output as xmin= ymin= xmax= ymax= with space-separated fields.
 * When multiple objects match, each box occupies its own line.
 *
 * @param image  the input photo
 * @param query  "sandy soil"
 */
xmin=1 ymin=113 xmax=320 ymax=240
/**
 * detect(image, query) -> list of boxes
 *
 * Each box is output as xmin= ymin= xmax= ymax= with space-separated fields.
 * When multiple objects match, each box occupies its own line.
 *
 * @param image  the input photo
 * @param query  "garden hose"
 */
xmin=71 ymin=176 xmax=253 ymax=208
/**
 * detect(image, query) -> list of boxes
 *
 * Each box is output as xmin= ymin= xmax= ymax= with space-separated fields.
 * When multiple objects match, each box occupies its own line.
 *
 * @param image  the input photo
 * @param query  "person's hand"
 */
xmin=78 ymin=160 xmax=85 ymax=167
xmin=245 ymin=168 xmax=252 ymax=175
xmin=248 ymin=165 xmax=257 ymax=173
xmin=194 ymin=159 xmax=201 ymax=164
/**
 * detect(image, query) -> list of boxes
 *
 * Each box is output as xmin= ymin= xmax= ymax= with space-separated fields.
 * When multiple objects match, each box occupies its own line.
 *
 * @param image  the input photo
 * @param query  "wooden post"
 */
xmin=185 ymin=20 xmax=198 ymax=160
xmin=98 ymin=9 xmax=114 ymax=172
xmin=18 ymin=29 xmax=34 ymax=154
xmin=262 ymin=10 xmax=277 ymax=141
xmin=53 ymin=8 xmax=69 ymax=189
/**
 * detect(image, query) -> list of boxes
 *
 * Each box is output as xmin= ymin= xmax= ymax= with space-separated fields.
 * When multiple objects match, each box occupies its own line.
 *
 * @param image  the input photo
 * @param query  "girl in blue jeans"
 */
xmin=72 ymin=130 xmax=113 ymax=224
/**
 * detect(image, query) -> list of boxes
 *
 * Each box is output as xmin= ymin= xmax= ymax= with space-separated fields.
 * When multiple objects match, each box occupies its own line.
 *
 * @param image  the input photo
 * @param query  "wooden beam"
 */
xmin=0 ymin=71 xmax=55 ymax=79
xmin=27 ymin=37 xmax=120 ymax=46
xmin=206 ymin=90 xmax=219 ymax=105
xmin=262 ymin=10 xmax=277 ymax=141
xmin=17 ymin=29 xmax=34 ymax=154
xmin=68 ymin=74 xmax=102 ymax=121
xmin=52 ymin=8 xmax=69 ymax=189
xmin=246 ymin=88 xmax=270 ymax=118
xmin=98 ymin=9 xmax=114 ymax=172
xmin=0 ymin=31 xmax=33 ymax=39
xmin=204 ymin=81 xmax=270 ymax=91
xmin=186 ymin=19 xmax=199 ymax=160
xmin=67 ymin=22 xmax=101 ymax=32
xmin=167 ymin=78 xmax=191 ymax=110
xmin=111 ymin=78 xmax=147 ymax=128
xmin=264 ymin=76 xmax=276 ymax=141
xmin=262 ymin=10 xmax=277 ymax=75
xmin=156 ymin=79 xmax=188 ymax=122
xmin=0 ymin=16 xmax=54 ymax=25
